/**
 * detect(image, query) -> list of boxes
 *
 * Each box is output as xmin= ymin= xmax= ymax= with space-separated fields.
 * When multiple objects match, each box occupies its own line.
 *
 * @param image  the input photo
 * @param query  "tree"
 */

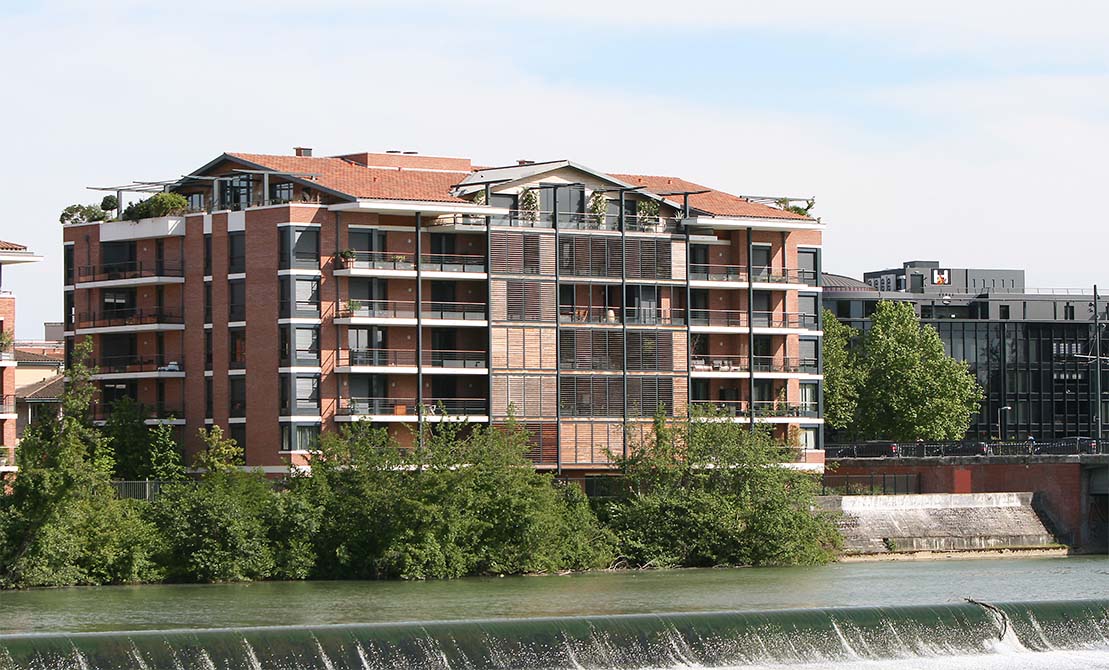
xmin=193 ymin=425 xmax=243 ymax=474
xmin=103 ymin=397 xmax=148 ymax=480
xmin=822 ymin=309 xmax=863 ymax=432
xmin=146 ymin=423 xmax=185 ymax=481
xmin=58 ymin=203 xmax=109 ymax=225
xmin=121 ymin=192 xmax=188 ymax=221
xmin=100 ymin=195 xmax=119 ymax=212
xmin=603 ymin=408 xmax=840 ymax=568
xmin=855 ymin=301 xmax=983 ymax=441
xmin=0 ymin=340 xmax=160 ymax=587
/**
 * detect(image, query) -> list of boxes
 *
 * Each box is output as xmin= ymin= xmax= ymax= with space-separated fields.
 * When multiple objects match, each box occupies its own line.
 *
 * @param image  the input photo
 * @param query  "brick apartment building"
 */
xmin=63 ymin=149 xmax=825 ymax=473
xmin=1 ymin=240 xmax=42 ymax=470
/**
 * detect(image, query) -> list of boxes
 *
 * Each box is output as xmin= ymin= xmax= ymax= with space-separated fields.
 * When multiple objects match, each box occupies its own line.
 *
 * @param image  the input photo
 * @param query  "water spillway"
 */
xmin=0 ymin=600 xmax=1105 ymax=669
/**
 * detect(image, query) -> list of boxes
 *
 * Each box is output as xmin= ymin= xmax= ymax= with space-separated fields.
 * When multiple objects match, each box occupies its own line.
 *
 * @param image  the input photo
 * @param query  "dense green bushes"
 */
xmin=0 ymin=345 xmax=839 ymax=588
xmin=121 ymin=193 xmax=189 ymax=221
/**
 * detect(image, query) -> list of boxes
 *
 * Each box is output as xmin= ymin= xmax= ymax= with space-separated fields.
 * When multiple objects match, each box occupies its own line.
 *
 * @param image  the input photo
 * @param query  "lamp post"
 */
xmin=997 ymin=405 xmax=1012 ymax=441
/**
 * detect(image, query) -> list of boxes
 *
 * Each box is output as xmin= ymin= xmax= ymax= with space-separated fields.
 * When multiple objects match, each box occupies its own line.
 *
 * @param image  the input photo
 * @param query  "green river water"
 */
xmin=0 ymin=556 xmax=1106 ymax=668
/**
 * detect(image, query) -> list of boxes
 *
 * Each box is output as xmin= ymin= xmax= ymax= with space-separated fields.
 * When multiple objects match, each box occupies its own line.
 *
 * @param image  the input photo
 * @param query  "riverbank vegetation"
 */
xmin=0 ymin=343 xmax=839 ymax=589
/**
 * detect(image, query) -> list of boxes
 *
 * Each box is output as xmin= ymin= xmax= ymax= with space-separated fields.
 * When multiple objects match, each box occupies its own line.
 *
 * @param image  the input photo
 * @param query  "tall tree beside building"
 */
xmin=855 ymin=301 xmax=983 ymax=441
xmin=821 ymin=309 xmax=862 ymax=432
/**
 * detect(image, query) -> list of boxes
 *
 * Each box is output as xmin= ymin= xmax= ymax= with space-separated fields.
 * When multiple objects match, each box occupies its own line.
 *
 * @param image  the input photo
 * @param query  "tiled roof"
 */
xmin=16 ymin=374 xmax=63 ymax=401
xmin=14 ymin=349 xmax=65 ymax=364
xmin=610 ymin=174 xmax=812 ymax=220
xmin=225 ymin=153 xmax=469 ymax=203
xmin=0 ymin=240 xmax=27 ymax=251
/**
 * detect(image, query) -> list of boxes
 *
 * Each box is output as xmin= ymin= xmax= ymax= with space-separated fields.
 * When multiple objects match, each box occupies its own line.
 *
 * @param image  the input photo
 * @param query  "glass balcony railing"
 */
xmin=338 ymin=397 xmax=487 ymax=416
xmin=96 ymin=354 xmax=184 ymax=374
xmin=77 ymin=260 xmax=184 ymax=283
xmin=76 ymin=307 xmax=184 ymax=330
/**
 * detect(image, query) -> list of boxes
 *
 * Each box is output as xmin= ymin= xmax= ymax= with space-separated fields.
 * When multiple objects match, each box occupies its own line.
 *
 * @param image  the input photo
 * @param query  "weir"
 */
xmin=0 ymin=599 xmax=1105 ymax=669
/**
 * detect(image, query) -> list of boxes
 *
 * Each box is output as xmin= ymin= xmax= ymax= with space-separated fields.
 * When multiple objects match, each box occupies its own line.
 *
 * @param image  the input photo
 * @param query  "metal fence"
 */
xmin=821 ymin=473 xmax=920 ymax=495
xmin=826 ymin=438 xmax=1103 ymax=459
xmin=111 ymin=480 xmax=194 ymax=501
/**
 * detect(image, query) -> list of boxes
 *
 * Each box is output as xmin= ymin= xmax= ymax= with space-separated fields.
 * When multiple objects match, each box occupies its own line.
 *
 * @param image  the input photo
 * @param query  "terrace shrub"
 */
xmin=122 ymin=192 xmax=188 ymax=221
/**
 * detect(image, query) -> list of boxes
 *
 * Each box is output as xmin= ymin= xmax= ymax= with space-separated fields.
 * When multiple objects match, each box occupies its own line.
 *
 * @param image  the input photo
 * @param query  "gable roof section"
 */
xmin=223 ymin=153 xmax=468 ymax=203
xmin=0 ymin=240 xmax=27 ymax=252
xmin=16 ymin=374 xmax=64 ymax=401
xmin=14 ymin=349 xmax=64 ymax=365
xmin=611 ymin=174 xmax=811 ymax=220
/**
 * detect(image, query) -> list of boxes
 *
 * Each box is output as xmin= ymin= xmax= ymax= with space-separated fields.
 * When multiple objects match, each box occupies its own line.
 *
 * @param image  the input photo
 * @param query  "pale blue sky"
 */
xmin=1 ymin=0 xmax=1107 ymax=337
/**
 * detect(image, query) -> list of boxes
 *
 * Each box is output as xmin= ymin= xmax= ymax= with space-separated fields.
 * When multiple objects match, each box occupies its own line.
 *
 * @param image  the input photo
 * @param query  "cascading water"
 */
xmin=0 ymin=600 xmax=1105 ymax=669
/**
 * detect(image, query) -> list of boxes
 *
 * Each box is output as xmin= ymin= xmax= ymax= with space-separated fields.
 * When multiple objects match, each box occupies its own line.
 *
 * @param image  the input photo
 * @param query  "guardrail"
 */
xmin=826 ymin=438 xmax=1103 ymax=458
xmin=96 ymin=354 xmax=183 ymax=374
xmin=77 ymin=261 xmax=184 ymax=282
xmin=76 ymin=308 xmax=184 ymax=329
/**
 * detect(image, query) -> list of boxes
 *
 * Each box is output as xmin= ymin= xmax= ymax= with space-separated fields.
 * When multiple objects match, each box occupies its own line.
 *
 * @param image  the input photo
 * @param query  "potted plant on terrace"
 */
xmin=588 ymin=191 xmax=608 ymax=228
xmin=519 ymin=188 xmax=540 ymax=224
xmin=338 ymin=248 xmax=357 ymax=268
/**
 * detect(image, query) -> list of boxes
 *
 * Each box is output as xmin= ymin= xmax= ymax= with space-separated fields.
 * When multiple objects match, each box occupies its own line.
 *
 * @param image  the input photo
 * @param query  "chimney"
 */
xmin=294 ymin=147 xmax=313 ymax=157
xmin=517 ymin=159 xmax=534 ymax=165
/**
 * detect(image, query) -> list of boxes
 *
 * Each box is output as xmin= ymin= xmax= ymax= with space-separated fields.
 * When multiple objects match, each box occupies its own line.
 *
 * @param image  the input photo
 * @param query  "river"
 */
xmin=0 ymin=556 xmax=1106 ymax=668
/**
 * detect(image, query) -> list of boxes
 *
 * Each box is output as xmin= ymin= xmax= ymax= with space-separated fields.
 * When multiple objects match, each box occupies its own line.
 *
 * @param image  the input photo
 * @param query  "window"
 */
xmin=836 ymin=300 xmax=851 ymax=319
xmin=204 ymin=283 xmax=212 ymax=323
xmin=205 ymin=378 xmax=213 ymax=417
xmin=203 ymin=234 xmax=212 ymax=276
xmin=229 ymin=328 xmax=246 ymax=369
xmin=797 ymin=249 xmax=818 ymax=284
xmin=799 ymin=339 xmax=819 ymax=372
xmin=294 ymin=327 xmax=319 ymax=363
xmin=282 ymin=277 xmax=320 ymax=317
xmin=204 ymin=330 xmax=213 ymax=369
xmin=229 ymin=424 xmax=247 ymax=455
xmin=281 ymin=227 xmax=319 ymax=269
xmin=270 ymin=182 xmax=294 ymax=204
xmin=800 ymin=383 xmax=819 ymax=414
xmin=187 ymin=192 xmax=205 ymax=212
xmin=1000 ymin=304 xmax=1011 ymax=320
xmin=296 ymin=377 xmax=319 ymax=409
xmin=229 ymin=279 xmax=246 ymax=320
xmin=281 ymin=424 xmax=319 ymax=453
xmin=219 ymin=175 xmax=252 ymax=210
xmin=63 ymin=245 xmax=73 ymax=285
xmin=1064 ymin=304 xmax=1075 ymax=320
xmin=228 ymin=232 xmax=246 ymax=274
xmin=230 ymin=378 xmax=246 ymax=417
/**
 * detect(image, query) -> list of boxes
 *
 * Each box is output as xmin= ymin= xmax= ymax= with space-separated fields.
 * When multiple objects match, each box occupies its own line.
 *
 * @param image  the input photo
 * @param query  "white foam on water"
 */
xmin=68 ymin=644 xmax=89 ymax=670
xmin=241 ymin=639 xmax=263 ymax=670
xmin=197 ymin=648 xmax=217 ymax=670
xmin=828 ymin=621 xmax=861 ymax=659
xmin=353 ymin=641 xmax=372 ymax=670
xmin=127 ymin=642 xmax=150 ymax=670
xmin=699 ymin=647 xmax=1109 ymax=670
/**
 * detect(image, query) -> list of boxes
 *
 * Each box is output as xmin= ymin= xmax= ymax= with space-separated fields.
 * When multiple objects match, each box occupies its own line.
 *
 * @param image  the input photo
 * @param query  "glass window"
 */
xmin=187 ymin=192 xmax=205 ymax=212
xmin=203 ymin=234 xmax=212 ymax=276
xmin=295 ymin=328 xmax=319 ymax=361
xmin=270 ymin=182 xmax=294 ymax=204
xmin=229 ymin=328 xmax=246 ymax=369
xmin=295 ymin=278 xmax=319 ymax=315
xmin=205 ymin=378 xmax=213 ymax=417
xmin=204 ymin=330 xmax=213 ymax=369
xmin=295 ymin=377 xmax=319 ymax=411
xmin=228 ymin=232 xmax=246 ymax=274
xmin=230 ymin=377 xmax=246 ymax=417
xmin=281 ymin=424 xmax=319 ymax=453
xmin=229 ymin=424 xmax=247 ymax=454
xmin=229 ymin=279 xmax=246 ymax=321
xmin=293 ymin=228 xmax=319 ymax=269
xmin=797 ymin=249 xmax=818 ymax=284
xmin=1000 ymin=304 xmax=1010 ymax=320
xmin=220 ymin=175 xmax=252 ymax=210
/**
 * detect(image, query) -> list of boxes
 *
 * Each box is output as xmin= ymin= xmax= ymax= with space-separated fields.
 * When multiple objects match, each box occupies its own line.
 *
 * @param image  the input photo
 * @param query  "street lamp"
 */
xmin=997 ymin=405 xmax=1012 ymax=441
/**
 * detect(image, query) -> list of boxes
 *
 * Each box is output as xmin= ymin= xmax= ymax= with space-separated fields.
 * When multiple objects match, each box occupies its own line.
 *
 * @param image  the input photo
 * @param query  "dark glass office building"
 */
xmin=824 ymin=261 xmax=1107 ymax=442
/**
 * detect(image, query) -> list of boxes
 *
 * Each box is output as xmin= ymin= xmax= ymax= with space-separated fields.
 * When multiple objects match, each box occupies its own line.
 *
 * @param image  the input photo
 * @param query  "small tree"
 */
xmin=100 ymin=195 xmax=119 ymax=212
xmin=822 ymin=309 xmax=863 ymax=432
xmin=59 ymin=203 xmax=109 ymax=225
xmin=588 ymin=190 xmax=607 ymax=226
xmin=518 ymin=188 xmax=540 ymax=223
xmin=0 ymin=329 xmax=12 ymax=353
xmin=103 ymin=397 xmax=148 ymax=480
xmin=146 ymin=423 xmax=185 ymax=481
xmin=855 ymin=301 xmax=983 ymax=440
xmin=193 ymin=425 xmax=243 ymax=475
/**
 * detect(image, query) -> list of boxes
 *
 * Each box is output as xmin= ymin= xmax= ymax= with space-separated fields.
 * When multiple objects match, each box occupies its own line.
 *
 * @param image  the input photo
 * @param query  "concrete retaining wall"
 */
xmin=818 ymin=492 xmax=1059 ymax=555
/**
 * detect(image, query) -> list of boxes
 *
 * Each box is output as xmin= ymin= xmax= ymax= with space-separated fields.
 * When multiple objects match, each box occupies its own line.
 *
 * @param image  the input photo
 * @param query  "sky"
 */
xmin=1 ymin=0 xmax=1107 ymax=337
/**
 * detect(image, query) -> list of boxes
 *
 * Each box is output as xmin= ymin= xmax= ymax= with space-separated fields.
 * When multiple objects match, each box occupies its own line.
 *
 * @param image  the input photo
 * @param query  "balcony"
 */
xmin=420 ymin=253 xmax=486 ymax=274
xmin=689 ymin=310 xmax=819 ymax=331
xmin=489 ymin=210 xmax=681 ymax=233
xmin=337 ymin=349 xmax=487 ymax=374
xmin=689 ymin=265 xmax=818 ymax=287
xmin=558 ymin=306 xmax=685 ymax=326
xmin=75 ymin=307 xmax=185 ymax=333
xmin=421 ymin=301 xmax=487 ymax=324
xmin=92 ymin=401 xmax=184 ymax=424
xmin=689 ymin=400 xmax=820 ymax=421
xmin=336 ymin=397 xmax=488 ymax=422
xmin=335 ymin=251 xmax=415 ymax=274
xmin=76 ymin=260 xmax=184 ymax=286
xmin=0 ymin=395 xmax=15 ymax=416
xmin=94 ymin=354 xmax=185 ymax=379
xmin=337 ymin=300 xmax=417 ymax=324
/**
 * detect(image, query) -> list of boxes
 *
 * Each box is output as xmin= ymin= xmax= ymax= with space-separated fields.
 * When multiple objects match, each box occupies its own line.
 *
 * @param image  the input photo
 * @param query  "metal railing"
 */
xmin=340 ymin=300 xmax=417 ymax=319
xmin=96 ymin=354 xmax=184 ymax=374
xmin=689 ymin=263 xmax=746 ymax=281
xmin=420 ymin=253 xmax=486 ymax=272
xmin=689 ymin=356 xmax=819 ymax=374
xmin=77 ymin=260 xmax=184 ymax=282
xmin=422 ymin=301 xmax=486 ymax=320
xmin=76 ymin=307 xmax=184 ymax=329
xmin=92 ymin=402 xmax=182 ymax=422
xmin=826 ymin=438 xmax=1104 ymax=458
xmin=343 ymin=348 xmax=417 ymax=367
xmin=688 ymin=400 xmax=818 ymax=418
xmin=688 ymin=265 xmax=819 ymax=285
xmin=0 ymin=395 xmax=14 ymax=414
xmin=423 ymin=350 xmax=487 ymax=368
xmin=338 ymin=397 xmax=487 ymax=416
xmin=751 ymin=266 xmax=819 ymax=285
xmin=489 ymin=210 xmax=681 ymax=232
xmin=822 ymin=474 xmax=921 ymax=495
xmin=111 ymin=479 xmax=196 ymax=501
xmin=337 ymin=251 xmax=416 ymax=270
xmin=558 ymin=306 xmax=685 ymax=326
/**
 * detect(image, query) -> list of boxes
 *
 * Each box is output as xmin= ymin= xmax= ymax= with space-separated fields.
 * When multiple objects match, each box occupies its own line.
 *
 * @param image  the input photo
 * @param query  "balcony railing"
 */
xmin=96 ymin=354 xmax=184 ymax=374
xmin=422 ymin=301 xmax=486 ymax=321
xmin=489 ymin=210 xmax=681 ymax=233
xmin=690 ymin=356 xmax=819 ymax=374
xmin=76 ymin=307 xmax=184 ymax=330
xmin=689 ymin=263 xmax=746 ymax=282
xmin=0 ymin=350 xmax=13 ymax=361
xmin=340 ymin=300 xmax=417 ymax=319
xmin=688 ymin=265 xmax=818 ymax=285
xmin=423 ymin=350 xmax=487 ymax=368
xmin=77 ymin=260 xmax=185 ymax=283
xmin=337 ymin=251 xmax=415 ymax=271
xmin=558 ymin=306 xmax=685 ymax=326
xmin=92 ymin=401 xmax=183 ymax=422
xmin=0 ymin=395 xmax=14 ymax=414
xmin=689 ymin=400 xmax=819 ymax=418
xmin=338 ymin=397 xmax=487 ymax=416
xmin=751 ymin=266 xmax=819 ymax=285
xmin=343 ymin=348 xmax=417 ymax=367
xmin=689 ymin=310 xmax=819 ymax=329
xmin=753 ymin=356 xmax=820 ymax=374
xmin=420 ymin=253 xmax=486 ymax=272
